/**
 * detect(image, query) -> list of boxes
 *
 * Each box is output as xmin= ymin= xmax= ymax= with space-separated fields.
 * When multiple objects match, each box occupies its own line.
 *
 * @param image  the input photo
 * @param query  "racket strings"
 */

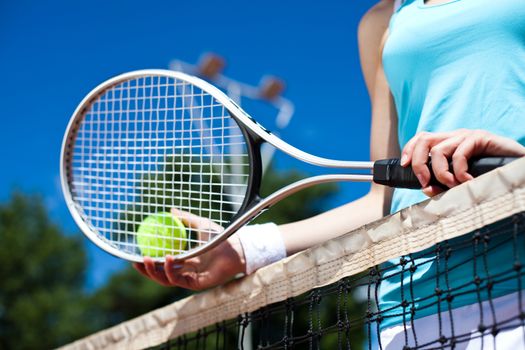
xmin=69 ymin=75 xmax=250 ymax=257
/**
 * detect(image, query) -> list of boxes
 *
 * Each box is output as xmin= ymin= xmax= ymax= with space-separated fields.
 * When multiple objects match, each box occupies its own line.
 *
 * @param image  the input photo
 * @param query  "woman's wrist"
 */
xmin=237 ymin=223 xmax=287 ymax=275
xmin=226 ymin=234 xmax=247 ymax=276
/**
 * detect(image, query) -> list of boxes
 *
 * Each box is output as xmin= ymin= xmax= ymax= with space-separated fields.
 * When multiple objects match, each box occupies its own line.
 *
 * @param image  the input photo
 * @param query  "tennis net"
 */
xmin=60 ymin=157 xmax=525 ymax=350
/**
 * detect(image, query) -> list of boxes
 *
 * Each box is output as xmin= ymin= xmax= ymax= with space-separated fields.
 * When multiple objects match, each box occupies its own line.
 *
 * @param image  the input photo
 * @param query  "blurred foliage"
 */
xmin=120 ymin=154 xmax=233 ymax=231
xmin=0 ymin=193 xmax=95 ymax=349
xmin=96 ymin=163 xmax=340 ymax=326
xmin=115 ymin=154 xmax=239 ymax=253
xmin=255 ymin=164 xmax=339 ymax=224
xmin=89 ymin=163 xmax=367 ymax=349
xmin=0 ymin=163 xmax=367 ymax=349
xmin=90 ymin=266 xmax=191 ymax=327
xmin=156 ymin=164 xmax=367 ymax=349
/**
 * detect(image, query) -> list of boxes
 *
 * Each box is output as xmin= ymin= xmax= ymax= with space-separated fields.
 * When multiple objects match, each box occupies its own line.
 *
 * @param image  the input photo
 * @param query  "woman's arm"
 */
xmin=359 ymin=0 xmax=396 ymax=101
xmin=134 ymin=2 xmax=398 ymax=289
xmin=282 ymin=2 xmax=398 ymax=255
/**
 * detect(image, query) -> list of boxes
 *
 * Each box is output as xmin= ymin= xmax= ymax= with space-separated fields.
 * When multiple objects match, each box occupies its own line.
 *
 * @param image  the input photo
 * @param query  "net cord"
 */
xmin=59 ymin=157 xmax=525 ymax=350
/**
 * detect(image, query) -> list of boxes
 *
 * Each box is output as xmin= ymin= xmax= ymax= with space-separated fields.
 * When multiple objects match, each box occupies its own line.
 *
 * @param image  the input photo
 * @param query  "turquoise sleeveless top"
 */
xmin=380 ymin=0 xmax=525 ymax=329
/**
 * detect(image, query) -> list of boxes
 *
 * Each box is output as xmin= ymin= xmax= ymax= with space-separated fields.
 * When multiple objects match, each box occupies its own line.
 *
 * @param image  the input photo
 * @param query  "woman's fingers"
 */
xmin=141 ymin=257 xmax=172 ymax=286
xmin=408 ymin=132 xmax=454 ymax=187
xmin=410 ymin=135 xmax=433 ymax=187
xmin=171 ymin=208 xmax=222 ymax=231
xmin=132 ymin=262 xmax=150 ymax=278
xmin=401 ymin=131 xmax=454 ymax=166
xmin=422 ymin=185 xmax=445 ymax=197
xmin=134 ymin=235 xmax=245 ymax=291
xmin=401 ymin=129 xmax=525 ymax=194
xmin=133 ymin=256 xmax=199 ymax=289
xmin=171 ymin=208 xmax=223 ymax=241
xmin=450 ymin=137 xmax=478 ymax=183
xmin=163 ymin=257 xmax=196 ymax=288
xmin=428 ymin=135 xmax=465 ymax=188
xmin=132 ymin=210 xmax=236 ymax=290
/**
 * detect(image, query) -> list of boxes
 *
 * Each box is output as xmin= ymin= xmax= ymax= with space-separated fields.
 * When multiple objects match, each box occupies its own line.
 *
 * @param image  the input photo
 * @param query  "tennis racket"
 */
xmin=61 ymin=69 xmax=516 ymax=262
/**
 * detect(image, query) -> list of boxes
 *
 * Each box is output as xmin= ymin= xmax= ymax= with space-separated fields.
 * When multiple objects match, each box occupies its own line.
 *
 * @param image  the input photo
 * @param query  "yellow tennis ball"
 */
xmin=137 ymin=212 xmax=187 ymax=257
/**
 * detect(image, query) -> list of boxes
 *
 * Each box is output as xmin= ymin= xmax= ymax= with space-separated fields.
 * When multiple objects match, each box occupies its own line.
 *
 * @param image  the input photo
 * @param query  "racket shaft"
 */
xmin=373 ymin=157 xmax=518 ymax=189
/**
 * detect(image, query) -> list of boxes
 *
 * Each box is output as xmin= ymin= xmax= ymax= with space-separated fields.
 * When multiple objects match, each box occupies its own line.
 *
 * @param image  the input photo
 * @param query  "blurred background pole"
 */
xmin=169 ymin=53 xmax=295 ymax=350
xmin=169 ymin=52 xmax=295 ymax=172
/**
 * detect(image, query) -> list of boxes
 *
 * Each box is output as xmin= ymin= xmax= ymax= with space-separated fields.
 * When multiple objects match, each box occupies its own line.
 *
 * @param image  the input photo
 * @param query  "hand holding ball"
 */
xmin=137 ymin=212 xmax=187 ymax=257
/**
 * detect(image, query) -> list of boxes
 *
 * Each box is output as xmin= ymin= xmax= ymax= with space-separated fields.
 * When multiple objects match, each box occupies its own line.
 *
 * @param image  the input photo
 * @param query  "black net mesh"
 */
xmin=156 ymin=212 xmax=525 ymax=350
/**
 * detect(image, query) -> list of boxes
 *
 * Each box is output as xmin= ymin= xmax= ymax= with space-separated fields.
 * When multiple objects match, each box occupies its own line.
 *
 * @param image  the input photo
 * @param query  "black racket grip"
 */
xmin=373 ymin=157 xmax=518 ymax=189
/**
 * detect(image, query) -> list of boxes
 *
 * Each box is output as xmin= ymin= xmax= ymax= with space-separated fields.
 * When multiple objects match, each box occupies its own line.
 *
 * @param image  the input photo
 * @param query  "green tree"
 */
xmin=0 ymin=193 xmax=98 ymax=349
xmin=89 ymin=163 xmax=340 ymax=327
xmin=90 ymin=267 xmax=191 ymax=327
xmin=0 ymin=165 xmax=364 ymax=349
xmin=255 ymin=164 xmax=339 ymax=224
xmin=88 ymin=164 xmax=367 ymax=349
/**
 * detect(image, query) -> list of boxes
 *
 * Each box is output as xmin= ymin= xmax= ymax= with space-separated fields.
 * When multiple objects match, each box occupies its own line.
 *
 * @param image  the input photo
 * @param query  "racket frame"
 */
xmin=61 ymin=70 xmax=373 ymax=262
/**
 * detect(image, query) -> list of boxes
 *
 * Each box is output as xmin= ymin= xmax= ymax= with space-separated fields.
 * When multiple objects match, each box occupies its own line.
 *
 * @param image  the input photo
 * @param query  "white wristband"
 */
xmin=237 ymin=223 xmax=287 ymax=275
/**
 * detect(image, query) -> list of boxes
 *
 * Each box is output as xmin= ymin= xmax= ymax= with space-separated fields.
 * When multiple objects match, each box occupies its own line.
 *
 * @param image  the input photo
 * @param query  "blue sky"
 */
xmin=0 ymin=0 xmax=375 ymax=288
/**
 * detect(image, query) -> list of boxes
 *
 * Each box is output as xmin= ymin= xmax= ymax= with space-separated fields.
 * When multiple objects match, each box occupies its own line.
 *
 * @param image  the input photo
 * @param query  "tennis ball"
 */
xmin=137 ymin=212 xmax=187 ymax=257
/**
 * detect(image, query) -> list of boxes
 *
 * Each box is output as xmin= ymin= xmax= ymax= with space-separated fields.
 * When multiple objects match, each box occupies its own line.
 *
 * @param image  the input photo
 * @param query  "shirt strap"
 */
xmin=393 ymin=0 xmax=403 ymax=12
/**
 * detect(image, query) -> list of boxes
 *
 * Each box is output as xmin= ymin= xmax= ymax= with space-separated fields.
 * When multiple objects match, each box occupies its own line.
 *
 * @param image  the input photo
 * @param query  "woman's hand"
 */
xmin=400 ymin=129 xmax=525 ymax=196
xmin=133 ymin=209 xmax=246 ymax=290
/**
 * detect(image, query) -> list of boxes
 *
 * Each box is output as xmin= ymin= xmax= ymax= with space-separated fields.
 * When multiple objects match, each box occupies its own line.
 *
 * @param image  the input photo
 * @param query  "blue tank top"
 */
xmin=379 ymin=0 xmax=525 ymax=329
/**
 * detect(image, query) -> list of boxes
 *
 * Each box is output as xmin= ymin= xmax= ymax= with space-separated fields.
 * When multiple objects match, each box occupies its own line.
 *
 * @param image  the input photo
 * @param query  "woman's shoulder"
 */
xmin=358 ymin=0 xmax=394 ymax=42
xmin=360 ymin=0 xmax=395 ymax=28
xmin=358 ymin=1 xmax=396 ymax=101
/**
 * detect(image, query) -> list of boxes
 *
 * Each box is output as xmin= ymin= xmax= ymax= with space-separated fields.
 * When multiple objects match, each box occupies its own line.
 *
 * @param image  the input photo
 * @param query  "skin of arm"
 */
xmin=275 ymin=1 xmax=399 ymax=255
xmin=134 ymin=0 xmax=525 ymax=289
xmin=283 ymin=0 xmax=525 ymax=256
xmin=134 ymin=1 xmax=398 ymax=289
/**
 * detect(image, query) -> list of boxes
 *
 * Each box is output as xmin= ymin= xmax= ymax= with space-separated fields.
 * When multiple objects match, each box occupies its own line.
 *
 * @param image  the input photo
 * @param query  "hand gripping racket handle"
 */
xmin=373 ymin=157 xmax=518 ymax=189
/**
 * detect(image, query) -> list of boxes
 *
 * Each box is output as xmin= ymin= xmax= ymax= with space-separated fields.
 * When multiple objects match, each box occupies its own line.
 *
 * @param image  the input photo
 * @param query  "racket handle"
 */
xmin=373 ymin=157 xmax=518 ymax=189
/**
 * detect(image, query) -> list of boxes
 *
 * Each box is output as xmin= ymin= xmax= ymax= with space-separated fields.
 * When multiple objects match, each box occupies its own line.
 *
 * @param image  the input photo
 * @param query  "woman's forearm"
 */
xmin=280 ymin=186 xmax=391 ymax=255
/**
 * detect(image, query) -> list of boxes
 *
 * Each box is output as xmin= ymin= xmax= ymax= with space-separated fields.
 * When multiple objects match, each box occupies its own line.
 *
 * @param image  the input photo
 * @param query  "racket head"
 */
xmin=61 ymin=70 xmax=263 ymax=262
